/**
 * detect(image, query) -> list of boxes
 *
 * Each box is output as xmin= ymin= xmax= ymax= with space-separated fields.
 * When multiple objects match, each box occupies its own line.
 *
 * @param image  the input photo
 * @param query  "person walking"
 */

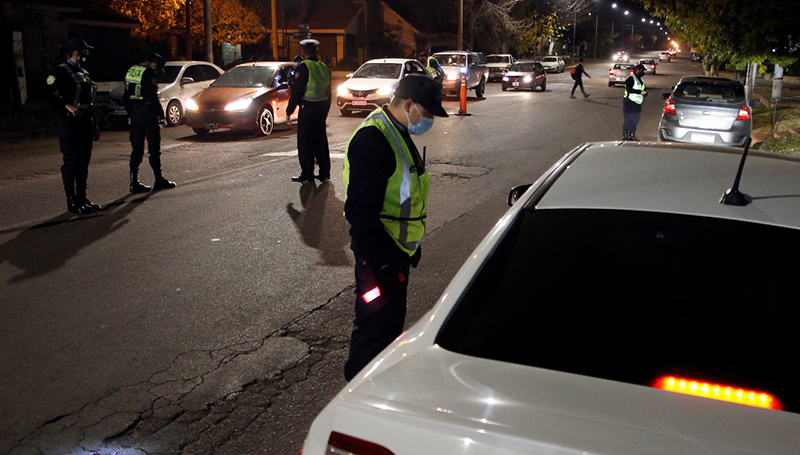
xmin=623 ymin=63 xmax=648 ymax=140
xmin=287 ymin=39 xmax=332 ymax=183
xmin=43 ymin=38 xmax=102 ymax=215
xmin=124 ymin=51 xmax=176 ymax=193
xmin=570 ymin=57 xmax=591 ymax=98
xmin=419 ymin=51 xmax=444 ymax=83
xmin=342 ymin=74 xmax=448 ymax=381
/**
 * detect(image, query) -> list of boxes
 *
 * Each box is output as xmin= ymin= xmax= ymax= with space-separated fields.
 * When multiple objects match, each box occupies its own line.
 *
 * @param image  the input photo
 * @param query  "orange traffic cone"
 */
xmin=456 ymin=72 xmax=470 ymax=116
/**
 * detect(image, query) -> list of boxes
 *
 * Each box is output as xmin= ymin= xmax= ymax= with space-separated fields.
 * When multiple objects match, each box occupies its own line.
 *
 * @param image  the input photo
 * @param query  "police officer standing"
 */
xmin=623 ymin=63 xmax=648 ymax=141
xmin=419 ymin=52 xmax=444 ymax=83
xmin=286 ymin=39 xmax=332 ymax=183
xmin=43 ymin=38 xmax=102 ymax=215
xmin=342 ymin=74 xmax=448 ymax=381
xmin=124 ymin=52 xmax=176 ymax=193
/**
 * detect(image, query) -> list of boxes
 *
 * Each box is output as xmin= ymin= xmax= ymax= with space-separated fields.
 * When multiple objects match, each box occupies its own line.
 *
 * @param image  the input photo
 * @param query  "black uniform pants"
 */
xmin=297 ymin=101 xmax=330 ymax=180
xmin=344 ymin=252 xmax=411 ymax=381
xmin=623 ymin=97 xmax=643 ymax=133
xmin=129 ymin=104 xmax=162 ymax=176
xmin=57 ymin=113 xmax=94 ymax=199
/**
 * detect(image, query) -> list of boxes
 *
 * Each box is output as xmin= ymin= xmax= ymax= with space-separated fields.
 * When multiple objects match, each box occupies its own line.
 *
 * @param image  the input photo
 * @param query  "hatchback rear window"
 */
xmin=436 ymin=208 xmax=800 ymax=413
xmin=674 ymin=82 xmax=745 ymax=104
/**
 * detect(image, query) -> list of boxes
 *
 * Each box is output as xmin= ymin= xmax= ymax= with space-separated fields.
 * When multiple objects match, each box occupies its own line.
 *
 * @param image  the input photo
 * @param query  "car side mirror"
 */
xmin=469 ymin=63 xmax=476 ymax=68
xmin=181 ymin=77 xmax=195 ymax=85
xmin=662 ymin=93 xmax=671 ymax=100
xmin=508 ymin=184 xmax=532 ymax=206
xmin=750 ymin=100 xmax=760 ymax=108
xmin=346 ymin=73 xmax=354 ymax=79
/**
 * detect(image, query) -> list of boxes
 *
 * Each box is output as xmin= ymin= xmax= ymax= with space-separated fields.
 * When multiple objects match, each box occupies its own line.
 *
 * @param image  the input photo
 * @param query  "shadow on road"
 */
xmin=0 ymin=193 xmax=151 ymax=283
xmin=175 ymin=126 xmax=297 ymax=143
xmin=286 ymin=181 xmax=350 ymax=266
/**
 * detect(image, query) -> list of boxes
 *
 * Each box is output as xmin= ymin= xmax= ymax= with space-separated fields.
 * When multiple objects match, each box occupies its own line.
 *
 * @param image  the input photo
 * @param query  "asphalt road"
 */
xmin=0 ymin=54 xmax=698 ymax=455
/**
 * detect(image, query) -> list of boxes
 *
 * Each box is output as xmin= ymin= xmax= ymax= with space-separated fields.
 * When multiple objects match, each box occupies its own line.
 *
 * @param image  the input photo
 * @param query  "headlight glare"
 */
xmin=185 ymin=98 xmax=199 ymax=111
xmin=523 ymin=75 xmax=533 ymax=83
xmin=337 ymin=84 xmax=348 ymax=96
xmin=224 ymin=98 xmax=253 ymax=111
xmin=377 ymin=85 xmax=392 ymax=96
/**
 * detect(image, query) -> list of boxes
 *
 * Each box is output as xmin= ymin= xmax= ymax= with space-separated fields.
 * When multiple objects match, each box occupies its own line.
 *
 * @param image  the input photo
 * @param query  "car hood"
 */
xmin=194 ymin=86 xmax=270 ymax=107
xmin=343 ymin=78 xmax=398 ymax=91
xmin=321 ymin=346 xmax=798 ymax=455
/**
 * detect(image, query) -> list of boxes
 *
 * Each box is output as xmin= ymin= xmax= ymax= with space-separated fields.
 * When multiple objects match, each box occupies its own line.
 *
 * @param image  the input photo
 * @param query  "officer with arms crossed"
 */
xmin=287 ymin=38 xmax=332 ymax=182
xmin=44 ymin=38 xmax=102 ymax=215
xmin=124 ymin=52 xmax=176 ymax=193
xmin=623 ymin=63 xmax=648 ymax=141
xmin=342 ymin=74 xmax=448 ymax=381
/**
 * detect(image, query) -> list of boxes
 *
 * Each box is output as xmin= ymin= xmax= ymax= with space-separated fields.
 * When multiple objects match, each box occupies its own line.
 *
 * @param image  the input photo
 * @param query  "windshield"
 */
xmin=674 ymin=81 xmax=745 ymax=104
xmin=509 ymin=62 xmax=535 ymax=72
xmin=436 ymin=208 xmax=800 ymax=414
xmin=211 ymin=66 xmax=275 ymax=87
xmin=542 ymin=57 xmax=557 ymax=62
xmin=158 ymin=66 xmax=181 ymax=84
xmin=352 ymin=63 xmax=402 ymax=79
xmin=435 ymin=53 xmax=468 ymax=67
xmin=486 ymin=56 xmax=510 ymax=63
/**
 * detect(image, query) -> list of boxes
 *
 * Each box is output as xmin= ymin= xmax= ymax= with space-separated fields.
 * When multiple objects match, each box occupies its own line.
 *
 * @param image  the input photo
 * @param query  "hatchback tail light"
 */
xmin=327 ymin=432 xmax=396 ymax=455
xmin=736 ymin=106 xmax=751 ymax=121
xmin=655 ymin=376 xmax=781 ymax=410
xmin=664 ymin=99 xmax=676 ymax=115
xmin=609 ymin=69 xmax=614 ymax=75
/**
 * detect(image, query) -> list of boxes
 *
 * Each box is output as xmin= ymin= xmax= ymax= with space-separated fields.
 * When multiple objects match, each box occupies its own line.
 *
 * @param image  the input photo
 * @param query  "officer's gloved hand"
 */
xmin=374 ymin=265 xmax=406 ymax=298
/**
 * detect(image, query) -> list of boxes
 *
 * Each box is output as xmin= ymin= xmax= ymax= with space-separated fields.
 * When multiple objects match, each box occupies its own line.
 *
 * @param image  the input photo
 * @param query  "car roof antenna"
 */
xmin=720 ymin=137 xmax=753 ymax=206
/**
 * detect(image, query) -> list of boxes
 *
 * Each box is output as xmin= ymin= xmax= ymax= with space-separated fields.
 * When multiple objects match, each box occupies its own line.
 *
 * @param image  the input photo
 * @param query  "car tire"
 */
xmin=257 ymin=106 xmax=274 ymax=136
xmin=475 ymin=78 xmax=485 ymax=98
xmin=166 ymin=100 xmax=183 ymax=127
xmin=608 ymin=82 xmax=614 ymax=87
xmin=540 ymin=80 xmax=546 ymax=91
xmin=501 ymin=86 xmax=507 ymax=92
xmin=192 ymin=127 xmax=209 ymax=136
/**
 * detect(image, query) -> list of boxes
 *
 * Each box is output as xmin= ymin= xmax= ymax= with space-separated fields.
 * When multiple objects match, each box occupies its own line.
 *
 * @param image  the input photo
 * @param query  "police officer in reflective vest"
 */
xmin=623 ymin=63 xmax=648 ymax=141
xmin=419 ymin=52 xmax=444 ymax=83
xmin=342 ymin=74 xmax=448 ymax=381
xmin=124 ymin=52 xmax=176 ymax=193
xmin=287 ymin=39 xmax=332 ymax=182
xmin=43 ymin=38 xmax=102 ymax=215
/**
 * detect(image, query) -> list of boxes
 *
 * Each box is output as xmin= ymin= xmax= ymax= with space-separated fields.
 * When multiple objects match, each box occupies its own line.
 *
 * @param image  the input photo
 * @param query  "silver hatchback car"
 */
xmin=659 ymin=76 xmax=758 ymax=147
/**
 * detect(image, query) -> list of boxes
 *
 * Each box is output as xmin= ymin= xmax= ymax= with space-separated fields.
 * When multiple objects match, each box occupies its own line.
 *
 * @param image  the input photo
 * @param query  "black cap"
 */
xmin=147 ymin=52 xmax=166 ymax=67
xmin=634 ymin=63 xmax=646 ymax=71
xmin=394 ymin=74 xmax=448 ymax=117
xmin=66 ymin=38 xmax=93 ymax=53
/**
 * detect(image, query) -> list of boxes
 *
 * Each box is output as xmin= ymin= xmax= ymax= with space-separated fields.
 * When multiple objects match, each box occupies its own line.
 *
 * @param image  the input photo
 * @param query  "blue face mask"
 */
xmin=406 ymin=103 xmax=434 ymax=135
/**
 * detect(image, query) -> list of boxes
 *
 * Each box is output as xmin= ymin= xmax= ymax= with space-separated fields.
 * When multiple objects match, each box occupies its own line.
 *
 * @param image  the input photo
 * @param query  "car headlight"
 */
xmin=377 ymin=85 xmax=392 ymax=96
xmin=523 ymin=75 xmax=533 ymax=83
xmin=337 ymin=84 xmax=348 ymax=96
xmin=446 ymin=71 xmax=459 ymax=81
xmin=502 ymin=76 xmax=509 ymax=81
xmin=225 ymin=98 xmax=253 ymax=111
xmin=185 ymin=98 xmax=199 ymax=111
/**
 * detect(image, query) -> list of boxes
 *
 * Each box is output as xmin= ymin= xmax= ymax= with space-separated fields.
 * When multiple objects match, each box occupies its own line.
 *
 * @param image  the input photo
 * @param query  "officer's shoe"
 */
xmin=82 ymin=198 xmax=102 ymax=213
xmin=67 ymin=197 xmax=90 ymax=215
xmin=130 ymin=172 xmax=151 ymax=193
xmin=153 ymin=177 xmax=177 ymax=190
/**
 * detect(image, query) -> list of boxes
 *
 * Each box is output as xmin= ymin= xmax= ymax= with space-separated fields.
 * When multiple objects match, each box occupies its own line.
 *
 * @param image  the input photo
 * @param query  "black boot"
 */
xmin=623 ymin=131 xmax=630 ymax=140
xmin=630 ymin=131 xmax=640 ymax=141
xmin=66 ymin=195 xmax=90 ymax=215
xmin=130 ymin=171 xmax=152 ymax=193
xmin=152 ymin=172 xmax=176 ymax=190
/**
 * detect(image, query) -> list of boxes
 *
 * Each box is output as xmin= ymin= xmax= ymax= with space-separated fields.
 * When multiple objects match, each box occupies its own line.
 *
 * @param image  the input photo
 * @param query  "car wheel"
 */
xmin=257 ymin=106 xmax=274 ymax=136
xmin=192 ymin=127 xmax=209 ymax=136
xmin=501 ymin=86 xmax=507 ymax=92
xmin=608 ymin=82 xmax=614 ymax=87
xmin=475 ymin=78 xmax=485 ymax=98
xmin=540 ymin=80 xmax=546 ymax=91
xmin=166 ymin=100 xmax=183 ymax=127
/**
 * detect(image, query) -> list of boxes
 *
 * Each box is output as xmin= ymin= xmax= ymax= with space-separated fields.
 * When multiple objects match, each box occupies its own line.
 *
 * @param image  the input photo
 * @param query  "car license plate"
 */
xmin=114 ymin=109 xmax=126 ymax=115
xmin=512 ymin=82 xmax=519 ymax=87
xmin=691 ymin=133 xmax=715 ymax=143
xmin=206 ymin=123 xmax=219 ymax=130
xmin=353 ymin=100 xmax=367 ymax=105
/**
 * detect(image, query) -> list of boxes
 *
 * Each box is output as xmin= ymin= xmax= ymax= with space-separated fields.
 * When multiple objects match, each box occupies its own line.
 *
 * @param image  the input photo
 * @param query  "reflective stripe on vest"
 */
xmin=426 ymin=58 xmax=441 ymax=78
xmin=343 ymin=108 xmax=430 ymax=256
xmin=624 ymin=75 xmax=645 ymax=104
xmin=302 ymin=60 xmax=330 ymax=102
xmin=59 ymin=63 xmax=96 ymax=107
xmin=125 ymin=65 xmax=147 ymax=100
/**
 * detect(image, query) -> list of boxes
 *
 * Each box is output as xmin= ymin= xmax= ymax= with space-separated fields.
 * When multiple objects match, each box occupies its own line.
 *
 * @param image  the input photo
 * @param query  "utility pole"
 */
xmin=593 ymin=13 xmax=598 ymax=59
xmin=185 ymin=0 xmax=191 ymax=60
xmin=271 ymin=0 xmax=278 ymax=59
xmin=204 ymin=0 xmax=213 ymax=62
xmin=572 ymin=9 xmax=577 ymax=61
xmin=458 ymin=0 xmax=463 ymax=50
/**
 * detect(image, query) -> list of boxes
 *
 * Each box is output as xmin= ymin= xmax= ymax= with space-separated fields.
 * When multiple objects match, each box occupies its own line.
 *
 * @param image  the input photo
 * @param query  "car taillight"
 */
xmin=327 ymin=432 xmax=396 ymax=455
xmin=655 ymin=376 xmax=782 ymax=410
xmin=664 ymin=99 xmax=676 ymax=115
xmin=736 ymin=106 xmax=751 ymax=120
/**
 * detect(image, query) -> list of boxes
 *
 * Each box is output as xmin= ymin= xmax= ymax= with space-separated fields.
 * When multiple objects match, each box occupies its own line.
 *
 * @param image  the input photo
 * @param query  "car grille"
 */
xmin=349 ymin=88 xmax=378 ymax=97
xmin=506 ymin=76 xmax=520 ymax=82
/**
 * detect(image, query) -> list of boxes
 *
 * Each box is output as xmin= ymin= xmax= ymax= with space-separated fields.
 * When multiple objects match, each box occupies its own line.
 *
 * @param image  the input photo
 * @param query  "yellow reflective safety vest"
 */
xmin=58 ymin=63 xmax=96 ymax=107
xmin=624 ymin=74 xmax=645 ymax=104
xmin=344 ymin=108 xmax=430 ymax=256
xmin=302 ymin=60 xmax=330 ymax=102
xmin=426 ymin=57 xmax=442 ymax=78
xmin=125 ymin=64 xmax=147 ymax=100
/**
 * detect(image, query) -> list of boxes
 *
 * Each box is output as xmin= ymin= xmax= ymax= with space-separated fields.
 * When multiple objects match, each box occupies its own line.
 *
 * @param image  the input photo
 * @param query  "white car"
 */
xmin=301 ymin=142 xmax=800 ymax=454
xmin=485 ymin=54 xmax=516 ymax=80
xmin=540 ymin=55 xmax=565 ymax=73
xmin=158 ymin=61 xmax=224 ymax=126
xmin=659 ymin=51 xmax=672 ymax=62
xmin=336 ymin=58 xmax=428 ymax=116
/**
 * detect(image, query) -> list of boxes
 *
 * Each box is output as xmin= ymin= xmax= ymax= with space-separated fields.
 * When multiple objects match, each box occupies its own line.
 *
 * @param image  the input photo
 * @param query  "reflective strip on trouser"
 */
xmin=125 ymin=65 xmax=146 ymax=100
xmin=302 ymin=60 xmax=330 ymax=102
xmin=59 ymin=63 xmax=97 ymax=107
xmin=624 ymin=75 xmax=645 ymax=104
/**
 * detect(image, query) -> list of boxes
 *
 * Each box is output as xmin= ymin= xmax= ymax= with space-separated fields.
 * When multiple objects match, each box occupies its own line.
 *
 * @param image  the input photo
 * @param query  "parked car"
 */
xmin=659 ymin=51 xmax=671 ymax=62
xmin=613 ymin=51 xmax=630 ymax=62
xmin=301 ymin=141 xmax=800 ymax=455
xmin=691 ymin=52 xmax=703 ymax=62
xmin=659 ymin=76 xmax=758 ymax=147
xmin=336 ymin=58 xmax=428 ymax=116
xmin=485 ymin=54 xmax=516 ymax=81
xmin=501 ymin=60 xmax=547 ymax=91
xmin=432 ymin=51 xmax=488 ymax=98
xmin=638 ymin=58 xmax=657 ymax=75
xmin=608 ymin=63 xmax=634 ymax=86
xmin=184 ymin=62 xmax=296 ymax=136
xmin=100 ymin=85 xmax=128 ymax=128
xmin=540 ymin=55 xmax=565 ymax=73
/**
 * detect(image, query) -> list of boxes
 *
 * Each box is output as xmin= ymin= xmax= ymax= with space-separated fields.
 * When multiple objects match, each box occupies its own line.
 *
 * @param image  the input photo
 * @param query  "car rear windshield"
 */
xmin=486 ymin=56 xmax=511 ymax=63
xmin=509 ymin=62 xmax=535 ymax=72
xmin=436 ymin=208 xmax=800 ymax=413
xmin=614 ymin=64 xmax=634 ymax=70
xmin=353 ymin=63 xmax=401 ymax=79
xmin=212 ymin=66 xmax=275 ymax=87
xmin=674 ymin=81 xmax=745 ymax=104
